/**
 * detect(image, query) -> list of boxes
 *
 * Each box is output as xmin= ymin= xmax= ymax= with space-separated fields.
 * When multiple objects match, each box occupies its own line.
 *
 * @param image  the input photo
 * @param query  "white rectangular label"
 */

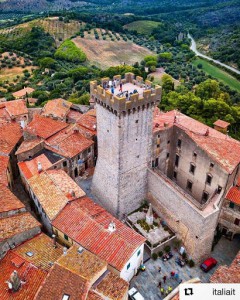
xmin=179 ymin=284 xmax=240 ymax=300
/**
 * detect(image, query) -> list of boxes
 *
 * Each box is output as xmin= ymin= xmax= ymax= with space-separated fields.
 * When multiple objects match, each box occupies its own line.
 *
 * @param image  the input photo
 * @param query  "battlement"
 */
xmin=90 ymin=73 xmax=162 ymax=115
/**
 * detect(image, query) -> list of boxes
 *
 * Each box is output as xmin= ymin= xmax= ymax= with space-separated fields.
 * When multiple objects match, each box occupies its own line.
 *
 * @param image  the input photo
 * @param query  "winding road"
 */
xmin=188 ymin=34 xmax=240 ymax=75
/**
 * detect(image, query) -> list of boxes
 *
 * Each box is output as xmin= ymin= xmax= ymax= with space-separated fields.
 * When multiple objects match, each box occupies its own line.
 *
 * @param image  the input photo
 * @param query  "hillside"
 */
xmin=123 ymin=20 xmax=161 ymax=35
xmin=72 ymin=29 xmax=153 ymax=69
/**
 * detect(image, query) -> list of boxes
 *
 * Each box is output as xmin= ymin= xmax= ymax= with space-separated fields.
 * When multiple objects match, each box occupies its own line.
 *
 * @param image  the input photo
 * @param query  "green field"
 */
xmin=124 ymin=20 xmax=161 ymax=35
xmin=192 ymin=58 xmax=240 ymax=92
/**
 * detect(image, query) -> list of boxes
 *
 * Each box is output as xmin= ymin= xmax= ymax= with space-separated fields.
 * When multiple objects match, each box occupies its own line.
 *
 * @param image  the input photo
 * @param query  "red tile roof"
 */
xmin=24 ymin=115 xmax=68 ymax=139
xmin=213 ymin=119 xmax=230 ymax=128
xmin=53 ymin=197 xmax=145 ymax=271
xmin=0 ymin=251 xmax=46 ymax=300
xmin=42 ymin=99 xmax=72 ymax=120
xmin=85 ymin=109 xmax=96 ymax=117
xmin=0 ymin=183 xmax=25 ymax=214
xmin=225 ymin=186 xmax=240 ymax=205
xmin=0 ymin=122 xmax=22 ymax=155
xmin=18 ymin=154 xmax=53 ymax=180
xmin=154 ymin=110 xmax=240 ymax=173
xmin=87 ymin=291 xmax=104 ymax=300
xmin=66 ymin=109 xmax=82 ymax=121
xmin=13 ymin=233 xmax=63 ymax=271
xmin=77 ymin=114 xmax=97 ymax=135
xmin=28 ymin=170 xmax=85 ymax=220
xmin=0 ymin=212 xmax=40 ymax=242
xmin=15 ymin=138 xmax=43 ymax=155
xmin=13 ymin=87 xmax=35 ymax=98
xmin=0 ymin=155 xmax=9 ymax=186
xmin=46 ymin=124 xmax=94 ymax=158
xmin=210 ymin=251 xmax=240 ymax=283
xmin=34 ymin=263 xmax=90 ymax=300
xmin=4 ymin=100 xmax=28 ymax=117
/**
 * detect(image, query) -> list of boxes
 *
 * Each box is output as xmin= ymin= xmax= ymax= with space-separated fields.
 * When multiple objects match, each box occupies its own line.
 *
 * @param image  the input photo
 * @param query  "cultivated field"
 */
xmin=124 ymin=20 xmax=161 ymax=35
xmin=72 ymin=29 xmax=153 ymax=69
xmin=192 ymin=58 xmax=240 ymax=92
xmin=0 ymin=17 xmax=84 ymax=46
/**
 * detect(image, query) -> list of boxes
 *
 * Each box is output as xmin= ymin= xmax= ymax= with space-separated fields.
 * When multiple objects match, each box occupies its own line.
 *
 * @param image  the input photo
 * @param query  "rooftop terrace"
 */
xmin=90 ymin=73 xmax=161 ymax=114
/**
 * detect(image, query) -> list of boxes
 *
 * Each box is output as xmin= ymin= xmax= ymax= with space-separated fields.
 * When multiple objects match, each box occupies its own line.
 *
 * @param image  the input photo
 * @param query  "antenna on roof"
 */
xmin=37 ymin=162 xmax=42 ymax=173
xmin=63 ymin=247 xmax=67 ymax=256
xmin=108 ymin=221 xmax=116 ymax=233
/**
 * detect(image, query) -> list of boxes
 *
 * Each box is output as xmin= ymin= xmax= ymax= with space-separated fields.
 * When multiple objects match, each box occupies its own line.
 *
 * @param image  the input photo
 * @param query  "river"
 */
xmin=188 ymin=34 xmax=240 ymax=75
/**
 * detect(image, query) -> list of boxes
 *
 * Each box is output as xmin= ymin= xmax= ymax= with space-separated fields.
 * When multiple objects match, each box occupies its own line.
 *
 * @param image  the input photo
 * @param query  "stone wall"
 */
xmin=147 ymin=168 xmax=220 ymax=263
xmin=91 ymin=103 xmax=153 ymax=218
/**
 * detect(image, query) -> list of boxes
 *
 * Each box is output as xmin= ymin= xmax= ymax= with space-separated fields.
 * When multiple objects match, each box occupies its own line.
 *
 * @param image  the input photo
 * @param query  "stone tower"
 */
xmin=91 ymin=73 xmax=161 ymax=218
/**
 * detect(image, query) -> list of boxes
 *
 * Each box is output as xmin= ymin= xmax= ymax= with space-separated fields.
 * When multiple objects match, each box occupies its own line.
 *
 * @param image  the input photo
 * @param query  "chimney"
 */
xmin=146 ymin=203 xmax=153 ymax=225
xmin=73 ymin=127 xmax=79 ymax=133
xmin=70 ymin=190 xmax=76 ymax=198
xmin=205 ymin=128 xmax=209 ymax=136
xmin=63 ymin=247 xmax=67 ymax=256
xmin=52 ymin=234 xmax=57 ymax=248
xmin=37 ymin=162 xmax=42 ymax=173
xmin=10 ymin=270 xmax=21 ymax=292
xmin=108 ymin=221 xmax=116 ymax=233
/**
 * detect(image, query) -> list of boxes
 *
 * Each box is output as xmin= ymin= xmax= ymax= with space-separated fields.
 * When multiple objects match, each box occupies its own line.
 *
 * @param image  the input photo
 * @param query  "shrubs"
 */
xmin=158 ymin=251 xmax=163 ymax=257
xmin=152 ymin=253 xmax=158 ymax=260
xmin=164 ymin=245 xmax=171 ymax=253
xmin=55 ymin=39 xmax=87 ymax=63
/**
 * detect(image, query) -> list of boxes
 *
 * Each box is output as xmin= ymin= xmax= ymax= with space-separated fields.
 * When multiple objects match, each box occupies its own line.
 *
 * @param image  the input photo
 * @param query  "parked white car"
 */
xmin=128 ymin=287 xmax=144 ymax=300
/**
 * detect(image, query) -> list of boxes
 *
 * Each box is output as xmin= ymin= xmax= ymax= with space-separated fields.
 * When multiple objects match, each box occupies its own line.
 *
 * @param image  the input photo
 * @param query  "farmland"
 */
xmin=72 ymin=28 xmax=153 ymax=69
xmin=123 ymin=20 xmax=161 ymax=35
xmin=192 ymin=58 xmax=240 ymax=93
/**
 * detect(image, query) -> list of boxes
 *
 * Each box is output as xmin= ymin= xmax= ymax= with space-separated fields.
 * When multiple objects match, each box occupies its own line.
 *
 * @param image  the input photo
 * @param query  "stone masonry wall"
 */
xmin=147 ymin=168 xmax=220 ymax=263
xmin=91 ymin=103 xmax=153 ymax=218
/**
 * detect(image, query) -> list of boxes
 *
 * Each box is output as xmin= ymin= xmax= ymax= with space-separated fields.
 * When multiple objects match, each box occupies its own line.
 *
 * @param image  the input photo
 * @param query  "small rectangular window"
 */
xmin=206 ymin=174 xmax=212 ymax=185
xmin=175 ymin=154 xmax=179 ymax=167
xmin=158 ymin=134 xmax=160 ymax=138
xmin=167 ymin=140 xmax=170 ymax=144
xmin=127 ymin=263 xmax=131 ymax=270
xmin=88 ymin=147 xmax=91 ymax=153
xmin=64 ymin=234 xmax=69 ymax=241
xmin=202 ymin=191 xmax=209 ymax=202
xmin=62 ymin=295 xmax=70 ymax=300
xmin=137 ymin=249 xmax=141 ymax=256
xmin=135 ymin=120 xmax=138 ymax=123
xmin=166 ymin=153 xmax=169 ymax=158
xmin=229 ymin=202 xmax=235 ymax=209
xmin=63 ymin=161 xmax=67 ymax=167
xmin=187 ymin=180 xmax=193 ymax=192
xmin=193 ymin=152 xmax=197 ymax=158
xmin=189 ymin=163 xmax=195 ymax=175
xmin=173 ymin=171 xmax=177 ymax=179
xmin=234 ymin=218 xmax=240 ymax=226
xmin=177 ymin=139 xmax=182 ymax=148
xmin=210 ymin=162 xmax=214 ymax=168
xmin=157 ymin=144 xmax=160 ymax=148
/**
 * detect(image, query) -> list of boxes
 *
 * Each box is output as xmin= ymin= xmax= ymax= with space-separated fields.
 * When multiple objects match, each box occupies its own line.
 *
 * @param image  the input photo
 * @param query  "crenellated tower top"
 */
xmin=90 ymin=73 xmax=162 ymax=115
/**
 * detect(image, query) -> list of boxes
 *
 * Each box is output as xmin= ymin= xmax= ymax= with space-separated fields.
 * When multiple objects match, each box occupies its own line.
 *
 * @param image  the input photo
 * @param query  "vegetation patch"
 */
xmin=55 ymin=39 xmax=86 ymax=63
xmin=192 ymin=58 xmax=240 ymax=93
xmin=124 ymin=20 xmax=161 ymax=35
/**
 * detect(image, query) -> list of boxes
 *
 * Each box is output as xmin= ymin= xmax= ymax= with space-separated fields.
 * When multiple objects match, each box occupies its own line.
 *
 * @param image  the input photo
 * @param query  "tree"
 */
xmin=39 ymin=57 xmax=56 ymax=69
xmin=195 ymin=79 xmax=220 ymax=100
xmin=162 ymin=74 xmax=174 ymax=93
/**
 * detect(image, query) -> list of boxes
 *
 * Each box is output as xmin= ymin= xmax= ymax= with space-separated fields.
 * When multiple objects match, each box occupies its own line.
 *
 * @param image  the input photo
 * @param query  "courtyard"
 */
xmin=130 ymin=235 xmax=240 ymax=300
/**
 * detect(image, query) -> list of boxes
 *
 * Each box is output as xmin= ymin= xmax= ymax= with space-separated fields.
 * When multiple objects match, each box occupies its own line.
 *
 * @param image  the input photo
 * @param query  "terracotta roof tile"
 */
xmin=0 ymin=251 xmax=46 ymax=300
xmin=28 ymin=170 xmax=85 ymax=220
xmin=18 ymin=154 xmax=53 ymax=180
xmin=225 ymin=186 xmax=240 ymax=205
xmin=85 ymin=109 xmax=96 ymax=117
xmin=15 ymin=138 xmax=43 ymax=155
xmin=0 ymin=155 xmax=9 ymax=186
xmin=34 ymin=263 xmax=90 ymax=300
xmin=57 ymin=246 xmax=107 ymax=283
xmin=24 ymin=115 xmax=68 ymax=139
xmin=0 ymin=122 xmax=22 ymax=155
xmin=53 ymin=197 xmax=145 ymax=271
xmin=42 ymin=99 xmax=72 ymax=120
xmin=13 ymin=87 xmax=35 ymax=98
xmin=77 ymin=114 xmax=97 ymax=135
xmin=4 ymin=100 xmax=28 ymax=117
xmin=13 ymin=233 xmax=63 ymax=271
xmin=213 ymin=119 xmax=230 ymax=128
xmin=87 ymin=291 xmax=104 ymax=300
xmin=46 ymin=124 xmax=94 ymax=158
xmin=96 ymin=272 xmax=128 ymax=300
xmin=0 ymin=212 xmax=40 ymax=241
xmin=66 ymin=109 xmax=82 ymax=121
xmin=154 ymin=110 xmax=240 ymax=173
xmin=210 ymin=251 xmax=240 ymax=283
xmin=0 ymin=183 xmax=25 ymax=214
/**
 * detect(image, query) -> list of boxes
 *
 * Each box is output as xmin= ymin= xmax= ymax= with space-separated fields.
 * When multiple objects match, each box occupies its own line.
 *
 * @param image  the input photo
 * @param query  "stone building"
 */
xmin=218 ymin=178 xmax=240 ymax=239
xmin=90 ymin=74 xmax=240 ymax=263
xmin=91 ymin=73 xmax=162 ymax=218
xmin=0 ymin=99 xmax=29 ymax=126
